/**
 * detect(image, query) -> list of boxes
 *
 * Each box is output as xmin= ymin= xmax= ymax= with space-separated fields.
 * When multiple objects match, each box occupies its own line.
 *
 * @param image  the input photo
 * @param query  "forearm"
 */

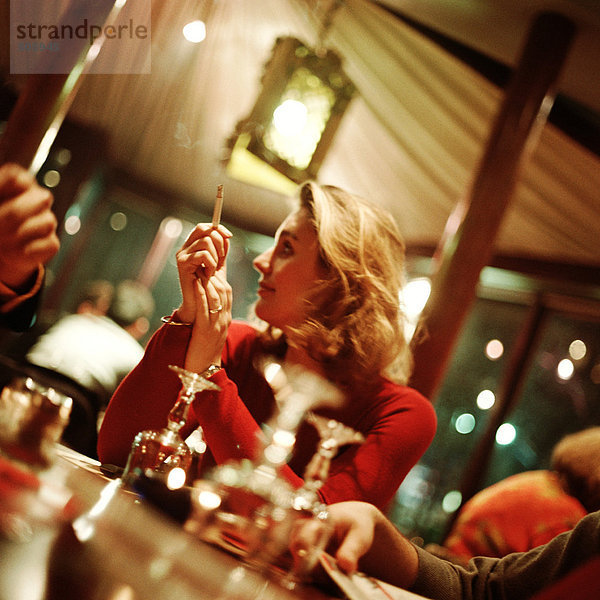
xmin=411 ymin=510 xmax=600 ymax=600
xmin=358 ymin=510 xmax=420 ymax=589
xmin=184 ymin=320 xmax=227 ymax=372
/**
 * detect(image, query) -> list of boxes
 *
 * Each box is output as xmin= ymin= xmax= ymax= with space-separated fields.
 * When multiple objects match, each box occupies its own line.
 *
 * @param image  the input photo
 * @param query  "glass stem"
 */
xmin=167 ymin=391 xmax=192 ymax=433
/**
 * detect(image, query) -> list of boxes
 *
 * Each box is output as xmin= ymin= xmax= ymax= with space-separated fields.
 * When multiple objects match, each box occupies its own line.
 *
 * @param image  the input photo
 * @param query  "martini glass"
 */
xmin=301 ymin=413 xmax=365 ymax=496
xmin=122 ymin=365 xmax=220 ymax=488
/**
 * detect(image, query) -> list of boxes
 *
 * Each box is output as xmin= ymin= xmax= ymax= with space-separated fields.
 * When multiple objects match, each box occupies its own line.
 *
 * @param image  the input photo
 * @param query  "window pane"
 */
xmin=391 ymin=299 xmax=600 ymax=545
xmin=483 ymin=311 xmax=600 ymax=487
xmin=390 ymin=297 xmax=529 ymax=541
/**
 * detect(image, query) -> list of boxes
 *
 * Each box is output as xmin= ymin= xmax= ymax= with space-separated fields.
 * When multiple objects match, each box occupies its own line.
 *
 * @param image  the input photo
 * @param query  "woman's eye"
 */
xmin=278 ymin=240 xmax=294 ymax=256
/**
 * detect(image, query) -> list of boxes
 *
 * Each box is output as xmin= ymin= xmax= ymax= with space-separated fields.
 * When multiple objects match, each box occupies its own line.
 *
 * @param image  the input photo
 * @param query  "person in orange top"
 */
xmin=439 ymin=427 xmax=600 ymax=561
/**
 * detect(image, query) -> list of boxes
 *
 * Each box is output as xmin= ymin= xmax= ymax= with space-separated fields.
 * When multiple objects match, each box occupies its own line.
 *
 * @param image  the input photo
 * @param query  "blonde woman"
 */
xmin=98 ymin=182 xmax=436 ymax=509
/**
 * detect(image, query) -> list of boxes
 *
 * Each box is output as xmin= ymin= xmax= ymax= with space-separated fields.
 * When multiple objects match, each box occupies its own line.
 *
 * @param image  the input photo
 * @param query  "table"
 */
xmin=0 ymin=446 xmax=338 ymax=600
xmin=1 ymin=446 xmax=430 ymax=600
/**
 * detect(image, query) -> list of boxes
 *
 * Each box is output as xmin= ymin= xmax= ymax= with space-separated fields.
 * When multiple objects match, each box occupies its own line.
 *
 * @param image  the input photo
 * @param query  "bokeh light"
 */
xmin=476 ymin=389 xmax=496 ymax=410
xmin=455 ymin=413 xmax=476 ymax=434
xmin=496 ymin=423 xmax=516 ymax=445
xmin=568 ymin=339 xmax=586 ymax=361
xmin=43 ymin=169 xmax=61 ymax=188
xmin=485 ymin=339 xmax=504 ymax=360
xmin=557 ymin=358 xmax=574 ymax=380
xmin=64 ymin=215 xmax=81 ymax=235
xmin=442 ymin=490 xmax=462 ymax=513
xmin=183 ymin=20 xmax=206 ymax=43
xmin=110 ymin=212 xmax=128 ymax=231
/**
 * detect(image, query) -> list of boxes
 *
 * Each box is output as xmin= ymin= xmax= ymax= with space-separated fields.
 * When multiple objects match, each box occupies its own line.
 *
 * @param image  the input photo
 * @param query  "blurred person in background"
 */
xmin=73 ymin=279 xmax=114 ymax=317
xmin=0 ymin=163 xmax=60 ymax=332
xmin=427 ymin=427 xmax=600 ymax=564
xmin=27 ymin=279 xmax=155 ymax=411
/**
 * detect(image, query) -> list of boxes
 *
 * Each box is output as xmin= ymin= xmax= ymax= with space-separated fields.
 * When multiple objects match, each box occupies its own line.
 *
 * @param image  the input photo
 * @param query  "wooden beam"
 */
xmin=409 ymin=12 xmax=577 ymax=400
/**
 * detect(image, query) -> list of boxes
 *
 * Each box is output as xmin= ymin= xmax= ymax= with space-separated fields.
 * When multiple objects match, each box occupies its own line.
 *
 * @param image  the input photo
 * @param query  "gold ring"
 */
xmin=297 ymin=548 xmax=308 ymax=558
xmin=209 ymin=305 xmax=223 ymax=314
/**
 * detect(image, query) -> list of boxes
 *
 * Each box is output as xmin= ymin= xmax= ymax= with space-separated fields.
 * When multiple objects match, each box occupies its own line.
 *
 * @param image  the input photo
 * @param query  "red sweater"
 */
xmin=97 ymin=320 xmax=436 ymax=509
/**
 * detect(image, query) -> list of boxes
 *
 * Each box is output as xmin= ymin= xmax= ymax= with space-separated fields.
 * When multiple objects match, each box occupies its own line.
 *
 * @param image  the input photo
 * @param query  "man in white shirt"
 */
xmin=27 ymin=280 xmax=154 ymax=407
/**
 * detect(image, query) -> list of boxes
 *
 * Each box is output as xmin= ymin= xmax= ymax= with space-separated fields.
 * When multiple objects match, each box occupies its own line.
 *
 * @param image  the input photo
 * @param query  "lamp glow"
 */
xmin=225 ymin=37 xmax=355 ymax=188
xmin=183 ymin=20 xmax=206 ymax=43
xmin=273 ymin=99 xmax=308 ymax=136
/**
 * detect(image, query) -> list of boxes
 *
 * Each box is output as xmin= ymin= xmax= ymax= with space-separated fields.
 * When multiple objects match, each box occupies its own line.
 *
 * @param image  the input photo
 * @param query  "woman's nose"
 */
xmin=253 ymin=248 xmax=272 ymax=273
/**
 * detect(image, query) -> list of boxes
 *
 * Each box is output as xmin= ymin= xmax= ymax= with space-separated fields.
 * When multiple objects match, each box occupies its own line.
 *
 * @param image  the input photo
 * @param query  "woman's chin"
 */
xmin=255 ymin=308 xmax=284 ymax=331
xmin=254 ymin=303 xmax=273 ymax=326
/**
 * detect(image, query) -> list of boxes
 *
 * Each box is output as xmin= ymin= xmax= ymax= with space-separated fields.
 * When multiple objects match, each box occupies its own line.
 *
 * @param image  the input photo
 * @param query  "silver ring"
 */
xmin=209 ymin=305 xmax=223 ymax=314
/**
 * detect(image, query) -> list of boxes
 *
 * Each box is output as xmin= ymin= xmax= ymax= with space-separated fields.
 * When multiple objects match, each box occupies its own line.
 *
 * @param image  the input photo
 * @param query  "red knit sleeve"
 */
xmin=192 ymin=365 xmax=437 ymax=509
xmin=188 ymin=322 xmax=307 ymax=489
xmin=316 ymin=386 xmax=437 ymax=509
xmin=98 ymin=320 xmax=437 ymax=512
xmin=97 ymin=322 xmax=192 ymax=466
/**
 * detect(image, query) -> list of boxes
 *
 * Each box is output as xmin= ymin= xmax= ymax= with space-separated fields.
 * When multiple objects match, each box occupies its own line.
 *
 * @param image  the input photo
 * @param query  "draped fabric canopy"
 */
xmin=2 ymin=0 xmax=599 ymax=269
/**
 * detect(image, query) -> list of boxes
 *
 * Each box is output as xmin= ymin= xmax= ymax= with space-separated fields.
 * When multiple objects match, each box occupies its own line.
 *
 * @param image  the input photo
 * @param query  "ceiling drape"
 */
xmin=4 ymin=0 xmax=598 ymax=266
xmin=320 ymin=0 xmax=600 ymax=265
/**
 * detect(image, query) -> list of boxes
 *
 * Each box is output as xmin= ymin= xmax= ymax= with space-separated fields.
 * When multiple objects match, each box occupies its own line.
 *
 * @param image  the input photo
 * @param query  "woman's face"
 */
xmin=253 ymin=208 xmax=326 ymax=331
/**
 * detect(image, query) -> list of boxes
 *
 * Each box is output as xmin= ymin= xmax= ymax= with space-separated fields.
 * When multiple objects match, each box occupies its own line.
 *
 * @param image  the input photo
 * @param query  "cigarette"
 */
xmin=212 ymin=184 xmax=223 ymax=228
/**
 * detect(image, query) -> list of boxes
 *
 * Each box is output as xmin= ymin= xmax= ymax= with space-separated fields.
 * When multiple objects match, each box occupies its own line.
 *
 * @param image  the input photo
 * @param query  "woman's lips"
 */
xmin=257 ymin=282 xmax=275 ymax=297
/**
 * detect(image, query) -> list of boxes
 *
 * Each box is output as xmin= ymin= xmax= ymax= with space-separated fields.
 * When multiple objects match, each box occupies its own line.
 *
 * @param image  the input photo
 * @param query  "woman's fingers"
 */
xmin=175 ymin=223 xmax=232 ymax=324
xmin=204 ymin=273 xmax=232 ymax=316
xmin=179 ymin=225 xmax=231 ymax=278
xmin=204 ymin=276 xmax=222 ymax=314
xmin=189 ymin=271 xmax=232 ymax=320
xmin=334 ymin=526 xmax=372 ymax=574
xmin=179 ymin=237 xmax=218 ymax=278
xmin=289 ymin=518 xmax=327 ymax=557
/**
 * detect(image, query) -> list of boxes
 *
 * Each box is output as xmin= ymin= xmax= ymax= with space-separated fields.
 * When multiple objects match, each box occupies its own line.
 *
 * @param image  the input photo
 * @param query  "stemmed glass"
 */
xmin=121 ymin=365 xmax=220 ymax=488
xmin=281 ymin=414 xmax=365 ymax=588
xmin=187 ymin=360 xmax=346 ymax=580
xmin=300 ymin=413 xmax=365 ymax=501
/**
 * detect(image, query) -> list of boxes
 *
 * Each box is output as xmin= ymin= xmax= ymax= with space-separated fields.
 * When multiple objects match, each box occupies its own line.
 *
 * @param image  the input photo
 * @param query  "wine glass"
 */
xmin=121 ymin=365 xmax=220 ymax=488
xmin=187 ymin=360 xmax=346 ymax=581
xmin=281 ymin=415 xmax=365 ymax=588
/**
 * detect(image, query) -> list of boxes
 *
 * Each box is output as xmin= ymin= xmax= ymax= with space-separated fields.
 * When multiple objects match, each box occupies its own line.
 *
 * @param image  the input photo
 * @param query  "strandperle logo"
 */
xmin=15 ymin=17 xmax=149 ymax=47
xmin=10 ymin=0 xmax=151 ymax=74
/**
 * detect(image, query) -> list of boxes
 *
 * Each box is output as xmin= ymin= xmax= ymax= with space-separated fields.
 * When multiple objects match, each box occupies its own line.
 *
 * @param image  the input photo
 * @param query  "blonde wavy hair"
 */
xmin=258 ymin=181 xmax=413 ymax=389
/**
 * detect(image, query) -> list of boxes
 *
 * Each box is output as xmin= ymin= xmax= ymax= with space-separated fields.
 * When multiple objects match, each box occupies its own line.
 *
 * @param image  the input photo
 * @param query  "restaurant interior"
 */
xmin=1 ymin=0 xmax=599 ymax=598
